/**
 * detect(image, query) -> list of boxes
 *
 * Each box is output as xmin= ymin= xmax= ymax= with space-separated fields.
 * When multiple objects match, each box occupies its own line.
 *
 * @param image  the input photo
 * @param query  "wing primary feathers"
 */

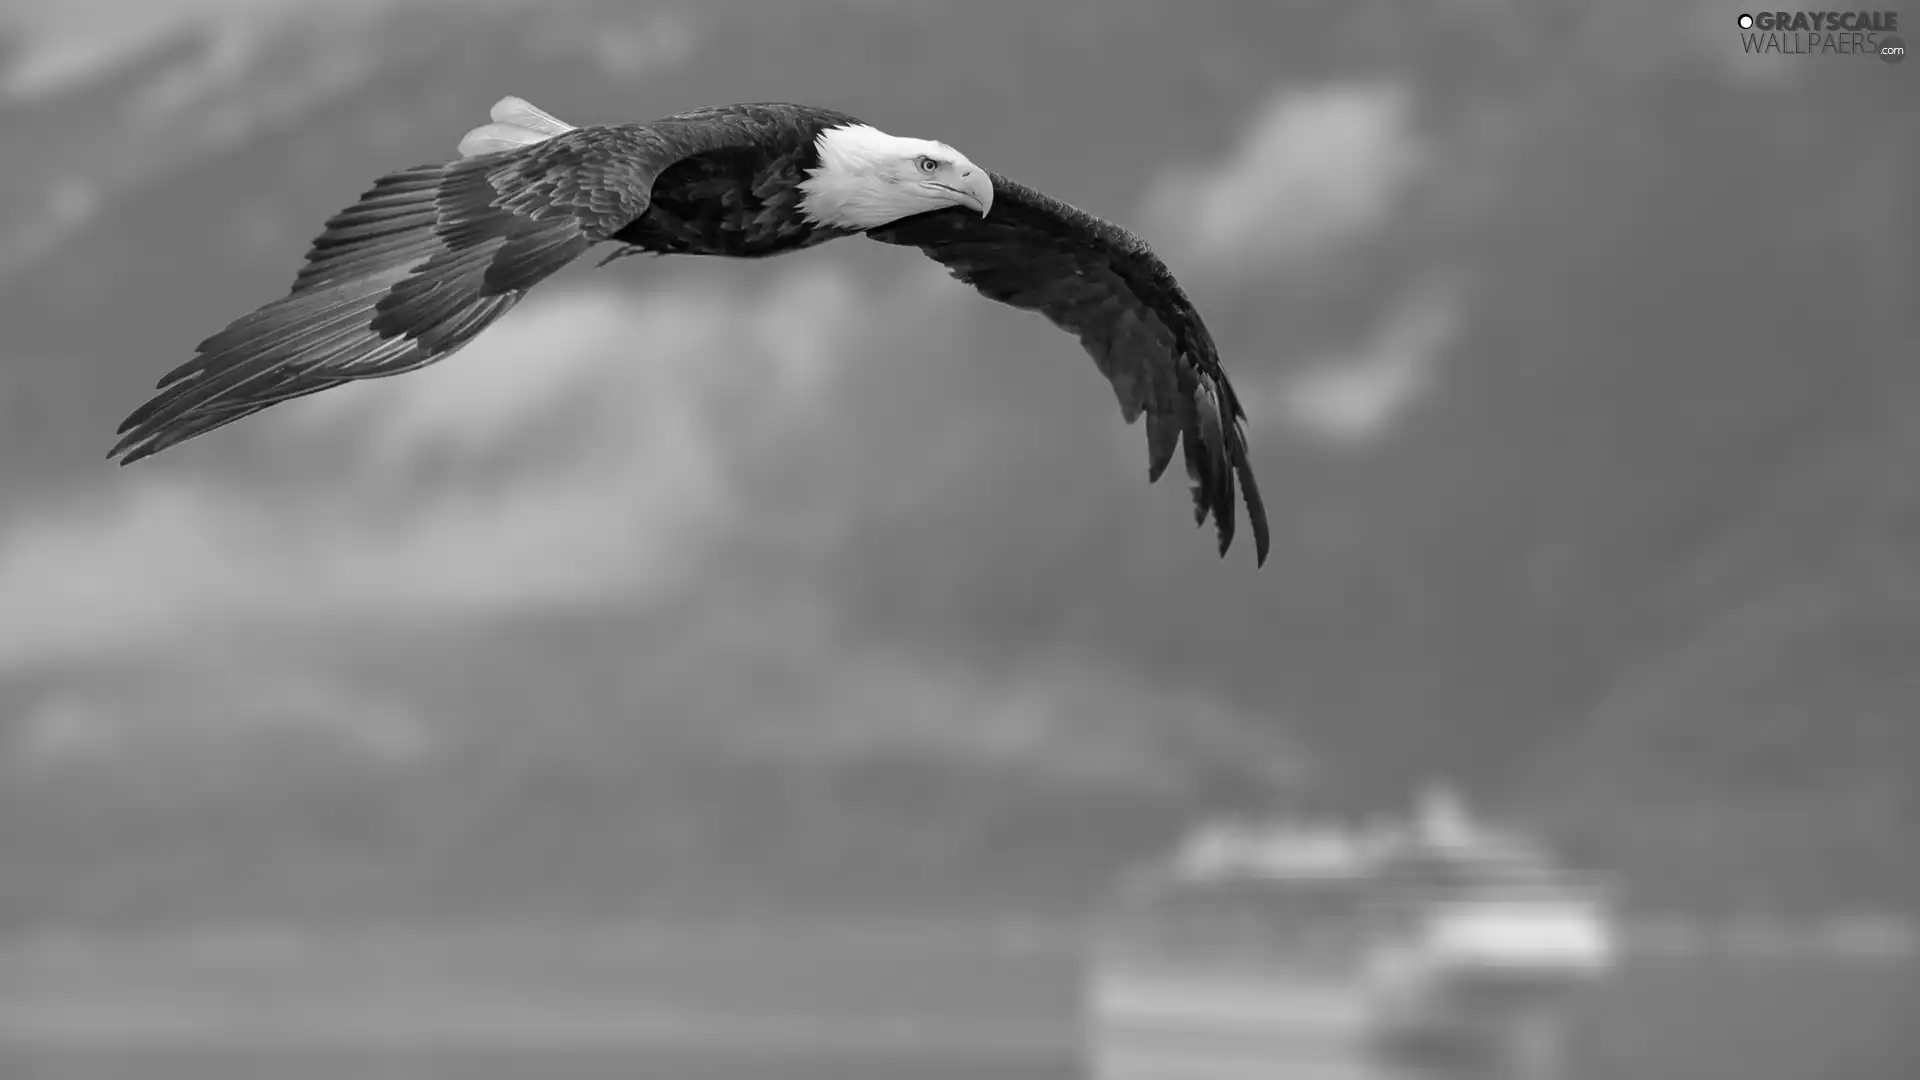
xmin=1234 ymin=442 xmax=1271 ymax=567
xmin=1145 ymin=414 xmax=1180 ymax=483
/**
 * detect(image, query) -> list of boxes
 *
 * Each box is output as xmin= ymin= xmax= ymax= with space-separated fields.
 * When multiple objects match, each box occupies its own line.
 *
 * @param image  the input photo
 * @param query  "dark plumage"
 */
xmin=868 ymin=180 xmax=1267 ymax=564
xmin=110 ymin=97 xmax=1269 ymax=566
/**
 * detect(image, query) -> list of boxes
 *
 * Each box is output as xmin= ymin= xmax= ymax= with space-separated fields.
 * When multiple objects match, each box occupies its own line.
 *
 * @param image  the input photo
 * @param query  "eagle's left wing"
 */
xmin=107 ymin=93 xmax=785 ymax=466
xmin=866 ymin=175 xmax=1269 ymax=567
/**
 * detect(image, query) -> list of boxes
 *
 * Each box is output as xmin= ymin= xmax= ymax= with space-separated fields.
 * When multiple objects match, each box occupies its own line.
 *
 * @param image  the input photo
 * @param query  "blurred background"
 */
xmin=0 ymin=0 xmax=1913 ymax=1077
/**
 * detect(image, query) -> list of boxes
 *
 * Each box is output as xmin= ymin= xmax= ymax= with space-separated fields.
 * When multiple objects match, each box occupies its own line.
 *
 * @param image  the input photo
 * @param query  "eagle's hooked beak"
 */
xmin=952 ymin=168 xmax=993 ymax=217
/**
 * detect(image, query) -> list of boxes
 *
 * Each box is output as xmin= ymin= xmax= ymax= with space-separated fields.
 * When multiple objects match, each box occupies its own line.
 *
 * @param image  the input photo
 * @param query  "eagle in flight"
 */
xmin=110 ymin=96 xmax=1269 ymax=565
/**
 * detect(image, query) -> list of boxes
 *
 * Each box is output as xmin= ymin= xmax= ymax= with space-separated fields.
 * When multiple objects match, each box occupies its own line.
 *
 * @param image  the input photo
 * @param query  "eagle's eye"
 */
xmin=915 ymin=155 xmax=940 ymax=174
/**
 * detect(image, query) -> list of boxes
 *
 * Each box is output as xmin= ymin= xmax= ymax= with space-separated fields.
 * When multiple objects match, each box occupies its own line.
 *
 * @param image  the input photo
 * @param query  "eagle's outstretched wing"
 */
xmin=110 ymin=108 xmax=670 ymax=465
xmin=866 ymin=176 xmax=1270 ymax=567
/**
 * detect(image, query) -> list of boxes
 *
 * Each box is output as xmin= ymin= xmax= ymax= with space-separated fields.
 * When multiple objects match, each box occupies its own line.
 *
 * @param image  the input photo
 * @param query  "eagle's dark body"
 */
xmin=110 ymin=99 xmax=1270 ymax=565
xmin=606 ymin=103 xmax=865 ymax=257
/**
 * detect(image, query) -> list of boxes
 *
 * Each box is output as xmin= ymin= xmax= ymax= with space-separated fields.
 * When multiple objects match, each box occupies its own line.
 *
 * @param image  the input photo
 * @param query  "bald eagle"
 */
xmin=109 ymin=97 xmax=1269 ymax=565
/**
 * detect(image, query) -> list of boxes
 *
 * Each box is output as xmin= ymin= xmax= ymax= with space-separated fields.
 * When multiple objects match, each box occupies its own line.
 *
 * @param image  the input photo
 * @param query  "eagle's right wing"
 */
xmin=866 ymin=175 xmax=1269 ymax=567
xmin=111 ymin=107 xmax=664 ymax=465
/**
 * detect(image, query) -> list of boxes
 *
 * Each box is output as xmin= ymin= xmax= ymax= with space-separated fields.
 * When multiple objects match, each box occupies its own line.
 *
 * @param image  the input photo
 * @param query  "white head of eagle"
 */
xmin=796 ymin=123 xmax=993 ymax=230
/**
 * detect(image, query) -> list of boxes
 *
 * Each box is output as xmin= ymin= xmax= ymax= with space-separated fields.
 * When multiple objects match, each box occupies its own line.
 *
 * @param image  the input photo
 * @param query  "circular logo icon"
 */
xmin=1880 ymin=34 xmax=1906 ymax=63
xmin=1738 ymin=13 xmax=1754 ymax=29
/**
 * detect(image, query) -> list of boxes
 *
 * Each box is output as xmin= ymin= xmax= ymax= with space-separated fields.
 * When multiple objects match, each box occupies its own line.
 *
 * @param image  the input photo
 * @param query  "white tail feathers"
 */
xmin=491 ymin=95 xmax=575 ymax=135
xmin=455 ymin=96 xmax=579 ymax=158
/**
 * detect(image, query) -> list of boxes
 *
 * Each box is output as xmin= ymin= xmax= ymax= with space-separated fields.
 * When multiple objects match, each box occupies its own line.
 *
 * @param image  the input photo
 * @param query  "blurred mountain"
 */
xmin=0 ymin=0 xmax=1914 ymax=923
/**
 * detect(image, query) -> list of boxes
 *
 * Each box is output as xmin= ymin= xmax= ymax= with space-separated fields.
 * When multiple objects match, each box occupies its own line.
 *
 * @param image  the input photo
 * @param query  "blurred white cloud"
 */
xmin=0 ymin=0 xmax=486 ymax=97
xmin=1 ymin=0 xmax=309 ymax=99
xmin=728 ymin=639 xmax=1302 ymax=794
xmin=1266 ymin=280 xmax=1465 ymax=447
xmin=279 ymin=285 xmax=722 ymax=471
xmin=0 ymin=265 xmax=950 ymax=673
xmin=0 ymin=0 xmax=681 ymax=103
xmin=13 ymin=672 xmax=432 ymax=770
xmin=1140 ymin=79 xmax=1428 ymax=276
xmin=1129 ymin=78 xmax=1459 ymax=452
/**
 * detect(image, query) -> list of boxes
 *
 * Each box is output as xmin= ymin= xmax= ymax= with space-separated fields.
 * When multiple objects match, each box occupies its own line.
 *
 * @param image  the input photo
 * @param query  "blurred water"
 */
xmin=2 ymin=926 xmax=1915 ymax=1080
xmin=5 ymin=1048 xmax=1077 ymax=1080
